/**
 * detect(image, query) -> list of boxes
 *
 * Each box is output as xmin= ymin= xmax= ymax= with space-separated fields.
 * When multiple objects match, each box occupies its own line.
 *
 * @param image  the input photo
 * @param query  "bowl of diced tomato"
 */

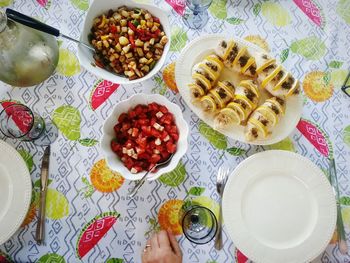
xmin=78 ymin=0 xmax=171 ymax=84
xmin=101 ymin=94 xmax=189 ymax=181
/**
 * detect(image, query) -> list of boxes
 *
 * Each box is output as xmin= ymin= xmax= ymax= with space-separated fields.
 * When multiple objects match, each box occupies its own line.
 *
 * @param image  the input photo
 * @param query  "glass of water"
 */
xmin=0 ymin=103 xmax=45 ymax=141
xmin=183 ymin=0 xmax=213 ymax=29
xmin=181 ymin=205 xmax=217 ymax=244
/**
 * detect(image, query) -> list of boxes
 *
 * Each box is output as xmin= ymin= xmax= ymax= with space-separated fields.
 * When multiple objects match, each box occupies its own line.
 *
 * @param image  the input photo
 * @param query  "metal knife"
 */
xmin=329 ymin=158 xmax=348 ymax=254
xmin=35 ymin=145 xmax=51 ymax=245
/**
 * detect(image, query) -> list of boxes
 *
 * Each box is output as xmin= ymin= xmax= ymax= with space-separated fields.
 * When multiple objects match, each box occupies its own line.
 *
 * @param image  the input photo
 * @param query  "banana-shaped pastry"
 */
xmin=189 ymin=54 xmax=224 ymax=100
xmin=215 ymin=80 xmax=259 ymax=126
xmin=200 ymin=81 xmax=235 ymax=113
xmin=245 ymin=96 xmax=286 ymax=141
xmin=255 ymin=53 xmax=300 ymax=97
xmin=215 ymin=40 xmax=257 ymax=77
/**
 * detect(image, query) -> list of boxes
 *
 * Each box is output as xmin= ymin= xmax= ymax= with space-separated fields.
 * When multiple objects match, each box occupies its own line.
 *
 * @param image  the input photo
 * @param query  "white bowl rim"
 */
xmin=101 ymin=93 xmax=189 ymax=181
xmin=78 ymin=0 xmax=171 ymax=85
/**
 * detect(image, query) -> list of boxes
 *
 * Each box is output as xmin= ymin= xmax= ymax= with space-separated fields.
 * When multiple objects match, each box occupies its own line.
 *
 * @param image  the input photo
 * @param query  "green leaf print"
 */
xmin=268 ymin=137 xmax=295 ymax=152
xmin=52 ymin=105 xmax=81 ymax=141
xmin=170 ymin=26 xmax=188 ymax=52
xmin=280 ymin=48 xmax=289 ymax=63
xmin=18 ymin=150 xmax=34 ymax=172
xmin=336 ymin=0 xmax=350 ymax=24
xmin=37 ymin=253 xmax=65 ymax=263
xmin=290 ymin=36 xmax=326 ymax=60
xmin=78 ymin=138 xmax=99 ymax=147
xmin=188 ymin=187 xmax=205 ymax=196
xmin=226 ymin=147 xmax=245 ymax=156
xmin=159 ymin=161 xmax=186 ymax=187
xmin=253 ymin=3 xmax=262 ymax=16
xmin=323 ymin=72 xmax=331 ymax=86
xmin=198 ymin=121 xmax=227 ymax=149
xmin=340 ymin=196 xmax=350 ymax=206
xmin=226 ymin=17 xmax=244 ymax=25
xmin=328 ymin=60 xmax=343 ymax=69
xmin=106 ymin=259 xmax=123 ymax=263
xmin=343 ymin=125 xmax=350 ymax=147
xmin=209 ymin=0 xmax=227 ymax=20
xmin=70 ymin=0 xmax=89 ymax=11
xmin=34 ymin=178 xmax=53 ymax=189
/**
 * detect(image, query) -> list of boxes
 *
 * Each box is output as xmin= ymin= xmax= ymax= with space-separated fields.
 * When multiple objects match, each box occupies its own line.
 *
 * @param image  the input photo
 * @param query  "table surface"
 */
xmin=0 ymin=0 xmax=350 ymax=262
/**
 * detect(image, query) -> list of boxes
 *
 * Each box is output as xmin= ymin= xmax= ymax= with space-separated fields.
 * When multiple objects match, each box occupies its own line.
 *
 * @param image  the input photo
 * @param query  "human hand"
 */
xmin=142 ymin=230 xmax=182 ymax=263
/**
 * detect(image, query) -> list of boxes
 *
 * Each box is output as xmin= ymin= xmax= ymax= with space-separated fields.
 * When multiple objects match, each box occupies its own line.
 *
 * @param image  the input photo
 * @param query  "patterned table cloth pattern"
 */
xmin=0 ymin=0 xmax=350 ymax=262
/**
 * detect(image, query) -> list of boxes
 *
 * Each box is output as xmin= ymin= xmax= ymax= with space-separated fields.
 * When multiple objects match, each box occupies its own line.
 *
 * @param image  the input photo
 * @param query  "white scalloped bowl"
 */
xmin=101 ymin=94 xmax=189 ymax=181
xmin=78 ymin=0 xmax=171 ymax=84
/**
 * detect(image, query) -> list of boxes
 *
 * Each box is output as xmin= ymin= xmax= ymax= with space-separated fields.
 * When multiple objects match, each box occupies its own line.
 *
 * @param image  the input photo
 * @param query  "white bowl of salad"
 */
xmin=78 ymin=0 xmax=171 ymax=84
xmin=101 ymin=94 xmax=189 ymax=181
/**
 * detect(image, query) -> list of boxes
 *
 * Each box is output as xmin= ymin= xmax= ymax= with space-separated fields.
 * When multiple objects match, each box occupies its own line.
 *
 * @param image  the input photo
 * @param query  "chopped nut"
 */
xmin=122 ymin=44 xmax=131 ymax=53
xmin=121 ymin=10 xmax=129 ymax=17
xmin=128 ymin=28 xmax=134 ymax=35
xmin=144 ymin=42 xmax=150 ymax=51
xmin=119 ymin=55 xmax=126 ymax=62
xmin=151 ymin=25 xmax=158 ymax=32
xmin=130 ymin=167 xmax=137 ymax=174
xmin=146 ymin=52 xmax=153 ymax=59
xmin=135 ymin=39 xmax=144 ymax=47
xmin=125 ymin=52 xmax=133 ymax=59
xmin=146 ymin=58 xmax=154 ymax=65
xmin=145 ymin=13 xmax=152 ymax=20
xmin=136 ymin=48 xmax=144 ymax=57
xmin=155 ymin=138 xmax=161 ymax=145
xmin=139 ymin=57 xmax=148 ymax=64
xmin=103 ymin=40 xmax=109 ymax=48
xmin=146 ymin=21 xmax=153 ymax=28
xmin=149 ymin=38 xmax=155 ymax=45
xmin=121 ymin=26 xmax=128 ymax=32
xmin=141 ymin=65 xmax=150 ymax=72
xmin=160 ymin=36 xmax=168 ymax=46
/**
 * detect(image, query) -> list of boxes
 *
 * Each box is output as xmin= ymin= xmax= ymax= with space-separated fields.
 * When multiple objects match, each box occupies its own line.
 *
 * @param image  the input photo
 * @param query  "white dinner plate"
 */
xmin=175 ymin=35 xmax=303 ymax=145
xmin=0 ymin=140 xmax=32 ymax=245
xmin=222 ymin=150 xmax=336 ymax=263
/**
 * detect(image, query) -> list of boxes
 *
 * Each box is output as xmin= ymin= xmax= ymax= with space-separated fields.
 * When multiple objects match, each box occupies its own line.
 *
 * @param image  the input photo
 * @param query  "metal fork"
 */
xmin=214 ymin=165 xmax=231 ymax=250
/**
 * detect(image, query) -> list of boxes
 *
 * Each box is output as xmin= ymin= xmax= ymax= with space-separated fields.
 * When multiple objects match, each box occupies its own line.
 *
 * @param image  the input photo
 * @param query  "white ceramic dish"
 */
xmin=222 ymin=150 xmax=336 ymax=263
xmin=175 ymin=34 xmax=303 ymax=145
xmin=78 ymin=0 xmax=171 ymax=85
xmin=0 ymin=140 xmax=32 ymax=245
xmin=101 ymin=94 xmax=189 ymax=181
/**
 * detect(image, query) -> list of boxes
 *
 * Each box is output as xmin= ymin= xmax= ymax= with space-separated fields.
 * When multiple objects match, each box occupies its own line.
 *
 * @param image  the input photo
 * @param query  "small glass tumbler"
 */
xmin=0 ymin=103 xmax=45 ymax=141
xmin=183 ymin=0 xmax=213 ymax=30
xmin=182 ymin=205 xmax=218 ymax=244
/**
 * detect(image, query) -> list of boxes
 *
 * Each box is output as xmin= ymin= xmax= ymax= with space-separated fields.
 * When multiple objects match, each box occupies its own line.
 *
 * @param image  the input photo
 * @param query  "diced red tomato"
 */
xmin=166 ymin=142 xmax=177 ymax=153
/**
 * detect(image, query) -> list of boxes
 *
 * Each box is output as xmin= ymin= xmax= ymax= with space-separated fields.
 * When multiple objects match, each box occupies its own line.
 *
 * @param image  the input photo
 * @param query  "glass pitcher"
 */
xmin=0 ymin=10 xmax=59 ymax=87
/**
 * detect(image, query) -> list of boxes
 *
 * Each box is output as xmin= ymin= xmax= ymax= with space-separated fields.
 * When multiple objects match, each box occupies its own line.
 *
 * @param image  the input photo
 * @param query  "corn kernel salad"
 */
xmin=89 ymin=7 xmax=168 ymax=80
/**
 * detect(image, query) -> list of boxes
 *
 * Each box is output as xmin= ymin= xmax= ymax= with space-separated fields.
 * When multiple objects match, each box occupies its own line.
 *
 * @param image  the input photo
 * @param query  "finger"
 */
xmin=144 ymin=238 xmax=152 ymax=252
xmin=167 ymin=230 xmax=182 ymax=256
xmin=150 ymin=233 xmax=160 ymax=249
xmin=158 ymin=230 xmax=170 ymax=248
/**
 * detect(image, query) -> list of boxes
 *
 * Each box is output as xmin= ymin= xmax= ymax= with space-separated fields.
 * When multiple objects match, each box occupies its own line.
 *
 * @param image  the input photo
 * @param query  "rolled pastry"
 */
xmin=245 ymin=96 xmax=286 ymax=141
xmin=200 ymin=81 xmax=236 ymax=113
xmin=215 ymin=80 xmax=259 ymax=126
xmin=189 ymin=54 xmax=224 ymax=99
xmin=215 ymin=40 xmax=257 ymax=77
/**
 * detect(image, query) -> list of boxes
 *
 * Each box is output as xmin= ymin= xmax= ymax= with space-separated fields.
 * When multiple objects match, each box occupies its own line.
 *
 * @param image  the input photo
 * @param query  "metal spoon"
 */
xmin=5 ymin=8 xmax=95 ymax=52
xmin=128 ymin=153 xmax=174 ymax=198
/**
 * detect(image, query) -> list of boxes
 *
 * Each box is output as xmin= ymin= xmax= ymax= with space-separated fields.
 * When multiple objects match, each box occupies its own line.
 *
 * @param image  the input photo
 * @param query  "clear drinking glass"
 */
xmin=182 ymin=205 xmax=217 ymax=244
xmin=183 ymin=0 xmax=213 ymax=29
xmin=0 ymin=103 xmax=45 ymax=141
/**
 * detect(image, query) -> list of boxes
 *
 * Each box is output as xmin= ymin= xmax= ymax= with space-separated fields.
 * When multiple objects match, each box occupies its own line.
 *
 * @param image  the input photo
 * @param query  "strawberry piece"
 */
xmin=150 ymin=154 xmax=161 ymax=163
xmin=166 ymin=142 xmax=177 ymax=153
xmin=118 ymin=113 xmax=128 ymax=123
xmin=159 ymin=105 xmax=168 ymax=114
xmin=170 ymin=133 xmax=179 ymax=142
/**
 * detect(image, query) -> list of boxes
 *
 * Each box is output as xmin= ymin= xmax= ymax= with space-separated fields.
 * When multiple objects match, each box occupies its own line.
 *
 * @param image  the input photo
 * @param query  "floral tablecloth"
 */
xmin=0 ymin=0 xmax=350 ymax=262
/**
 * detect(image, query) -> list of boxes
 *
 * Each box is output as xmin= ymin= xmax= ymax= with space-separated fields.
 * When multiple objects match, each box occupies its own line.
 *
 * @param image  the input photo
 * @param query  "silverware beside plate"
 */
xmin=35 ymin=145 xmax=51 ymax=245
xmin=328 ymin=158 xmax=348 ymax=254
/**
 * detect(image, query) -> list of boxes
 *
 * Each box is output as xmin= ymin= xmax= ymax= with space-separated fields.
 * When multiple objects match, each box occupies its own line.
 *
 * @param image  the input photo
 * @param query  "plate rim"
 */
xmin=0 ymin=140 xmax=32 ymax=245
xmin=222 ymin=150 xmax=337 ymax=263
xmin=175 ymin=34 xmax=303 ymax=146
